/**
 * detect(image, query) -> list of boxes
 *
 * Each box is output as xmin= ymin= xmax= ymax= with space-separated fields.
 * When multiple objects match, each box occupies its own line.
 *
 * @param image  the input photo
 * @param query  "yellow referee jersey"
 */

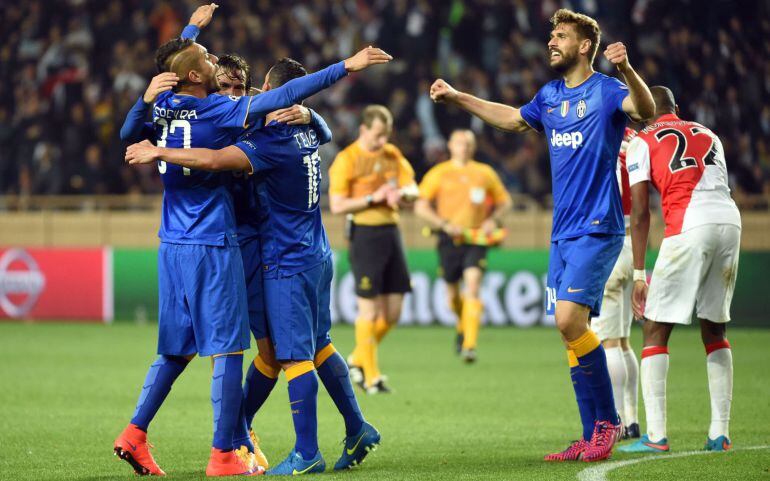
xmin=328 ymin=141 xmax=415 ymax=226
xmin=419 ymin=160 xmax=511 ymax=229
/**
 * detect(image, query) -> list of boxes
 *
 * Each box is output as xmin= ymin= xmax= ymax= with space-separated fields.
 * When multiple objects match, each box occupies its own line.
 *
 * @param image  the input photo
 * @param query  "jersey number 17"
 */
xmin=156 ymin=119 xmax=192 ymax=176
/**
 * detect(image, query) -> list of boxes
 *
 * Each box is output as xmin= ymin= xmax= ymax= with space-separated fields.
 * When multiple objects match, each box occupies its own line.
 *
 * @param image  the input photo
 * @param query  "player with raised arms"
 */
xmin=619 ymin=86 xmax=740 ymax=454
xmin=415 ymin=129 xmax=512 ymax=362
xmin=113 ymin=7 xmax=392 ymax=475
xmin=430 ymin=8 xmax=654 ymax=462
xmin=126 ymin=57 xmax=383 ymax=475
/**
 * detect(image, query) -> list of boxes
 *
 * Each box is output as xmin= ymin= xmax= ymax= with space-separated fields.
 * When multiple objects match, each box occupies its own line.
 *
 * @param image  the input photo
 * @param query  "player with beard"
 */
xmin=430 ymin=8 xmax=654 ymax=462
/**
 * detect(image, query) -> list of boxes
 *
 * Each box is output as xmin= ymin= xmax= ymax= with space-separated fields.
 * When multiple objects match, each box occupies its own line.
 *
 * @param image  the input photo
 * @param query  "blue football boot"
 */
xmin=704 ymin=435 xmax=731 ymax=452
xmin=267 ymin=449 xmax=325 ymax=476
xmin=618 ymin=434 xmax=670 ymax=453
xmin=333 ymin=422 xmax=381 ymax=470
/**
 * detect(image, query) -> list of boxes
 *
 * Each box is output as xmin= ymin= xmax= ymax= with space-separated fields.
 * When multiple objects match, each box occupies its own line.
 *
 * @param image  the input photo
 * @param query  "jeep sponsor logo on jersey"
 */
xmin=550 ymin=130 xmax=584 ymax=149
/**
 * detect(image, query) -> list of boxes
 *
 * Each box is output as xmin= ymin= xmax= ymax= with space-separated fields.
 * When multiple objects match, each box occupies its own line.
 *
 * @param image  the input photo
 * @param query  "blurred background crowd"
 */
xmin=1 ymin=0 xmax=768 ymax=208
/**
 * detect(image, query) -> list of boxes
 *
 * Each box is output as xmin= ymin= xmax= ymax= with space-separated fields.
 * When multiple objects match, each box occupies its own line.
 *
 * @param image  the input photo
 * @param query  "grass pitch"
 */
xmin=0 ymin=323 xmax=768 ymax=481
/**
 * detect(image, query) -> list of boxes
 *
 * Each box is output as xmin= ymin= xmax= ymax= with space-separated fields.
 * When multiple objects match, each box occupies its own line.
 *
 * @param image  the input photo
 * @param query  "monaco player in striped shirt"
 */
xmin=620 ymin=86 xmax=741 ymax=453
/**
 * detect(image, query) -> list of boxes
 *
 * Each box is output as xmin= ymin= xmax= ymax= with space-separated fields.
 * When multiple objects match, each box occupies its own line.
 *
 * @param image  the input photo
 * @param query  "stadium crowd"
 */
xmin=1 ymin=0 xmax=768 ymax=206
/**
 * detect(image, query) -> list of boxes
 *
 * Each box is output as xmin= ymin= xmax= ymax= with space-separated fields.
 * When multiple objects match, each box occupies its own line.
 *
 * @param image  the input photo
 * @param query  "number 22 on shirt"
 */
xmin=156 ymin=118 xmax=192 ymax=175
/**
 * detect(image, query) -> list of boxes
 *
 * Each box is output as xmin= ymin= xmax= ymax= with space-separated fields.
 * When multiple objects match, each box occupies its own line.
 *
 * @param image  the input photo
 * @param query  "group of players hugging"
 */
xmin=112 ymin=3 xmax=741 ymax=476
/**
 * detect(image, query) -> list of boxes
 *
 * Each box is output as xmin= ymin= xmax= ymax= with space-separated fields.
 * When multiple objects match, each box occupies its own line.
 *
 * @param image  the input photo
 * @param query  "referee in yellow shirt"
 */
xmin=328 ymin=105 xmax=417 ymax=394
xmin=415 ymin=130 xmax=512 ymax=362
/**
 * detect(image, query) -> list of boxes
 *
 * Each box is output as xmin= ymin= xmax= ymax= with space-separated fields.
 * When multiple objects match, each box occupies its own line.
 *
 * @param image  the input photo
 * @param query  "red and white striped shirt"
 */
xmin=626 ymin=114 xmax=740 ymax=237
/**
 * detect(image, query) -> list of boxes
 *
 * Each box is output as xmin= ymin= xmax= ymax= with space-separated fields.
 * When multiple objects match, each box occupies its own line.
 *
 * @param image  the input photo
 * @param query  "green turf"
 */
xmin=0 ymin=323 xmax=768 ymax=480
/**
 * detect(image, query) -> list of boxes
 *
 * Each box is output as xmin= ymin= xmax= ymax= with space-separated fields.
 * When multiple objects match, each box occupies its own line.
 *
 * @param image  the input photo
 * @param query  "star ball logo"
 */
xmin=0 ymin=249 xmax=46 ymax=318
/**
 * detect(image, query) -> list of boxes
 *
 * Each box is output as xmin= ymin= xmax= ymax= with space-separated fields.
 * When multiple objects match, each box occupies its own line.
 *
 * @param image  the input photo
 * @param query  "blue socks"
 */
xmin=578 ymin=344 xmax=619 ymax=424
xmin=286 ymin=362 xmax=319 ymax=460
xmin=315 ymin=349 xmax=365 ymax=437
xmin=211 ymin=354 xmax=244 ymax=451
xmin=131 ymin=355 xmax=188 ymax=431
xmin=571 ymin=363 xmax=597 ymax=441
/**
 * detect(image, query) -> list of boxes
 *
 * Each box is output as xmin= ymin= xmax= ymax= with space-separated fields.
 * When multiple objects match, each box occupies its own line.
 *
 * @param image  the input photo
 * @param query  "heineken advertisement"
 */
xmin=113 ymin=248 xmax=770 ymax=328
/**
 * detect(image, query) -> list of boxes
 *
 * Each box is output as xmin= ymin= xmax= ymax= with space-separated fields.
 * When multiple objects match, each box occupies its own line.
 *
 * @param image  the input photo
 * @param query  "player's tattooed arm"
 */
xmin=429 ymin=79 xmax=532 ymax=133
xmin=125 ymin=140 xmax=251 ymax=172
xmin=604 ymin=42 xmax=655 ymax=121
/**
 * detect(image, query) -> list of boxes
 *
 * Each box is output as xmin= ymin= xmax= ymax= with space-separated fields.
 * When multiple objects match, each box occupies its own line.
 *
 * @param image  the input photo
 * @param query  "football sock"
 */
xmin=130 ymin=355 xmax=188 ymax=431
xmin=374 ymin=317 xmax=393 ymax=343
xmin=235 ymin=354 xmax=279 ymax=450
xmin=568 ymin=349 xmax=596 ymax=441
xmin=461 ymin=297 xmax=483 ymax=350
xmin=568 ymin=330 xmax=619 ymax=424
xmin=286 ymin=361 xmax=319 ymax=460
xmin=355 ymin=317 xmax=379 ymax=386
xmin=450 ymin=295 xmax=463 ymax=334
xmin=605 ymin=346 xmax=627 ymax=423
xmin=705 ymin=340 xmax=733 ymax=439
xmin=315 ymin=344 xmax=365 ymax=437
xmin=233 ymin=397 xmax=255 ymax=453
xmin=622 ymin=347 xmax=639 ymax=425
xmin=641 ymin=346 xmax=669 ymax=442
xmin=211 ymin=353 xmax=244 ymax=451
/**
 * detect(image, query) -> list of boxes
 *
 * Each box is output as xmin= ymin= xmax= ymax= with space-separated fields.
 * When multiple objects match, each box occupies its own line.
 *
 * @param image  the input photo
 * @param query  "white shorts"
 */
xmin=592 ymin=235 xmax=633 ymax=340
xmin=645 ymin=224 xmax=740 ymax=325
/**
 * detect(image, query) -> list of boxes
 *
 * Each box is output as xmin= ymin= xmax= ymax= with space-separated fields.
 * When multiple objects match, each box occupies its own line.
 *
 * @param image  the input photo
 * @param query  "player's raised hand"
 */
xmin=125 ymin=140 xmax=160 ymax=165
xmin=189 ymin=3 xmax=219 ymax=28
xmin=273 ymin=105 xmax=311 ymax=125
xmin=344 ymin=46 xmax=393 ymax=72
xmin=631 ymin=279 xmax=648 ymax=320
xmin=604 ymin=42 xmax=631 ymax=71
xmin=429 ymin=79 xmax=459 ymax=103
xmin=143 ymin=73 xmax=179 ymax=103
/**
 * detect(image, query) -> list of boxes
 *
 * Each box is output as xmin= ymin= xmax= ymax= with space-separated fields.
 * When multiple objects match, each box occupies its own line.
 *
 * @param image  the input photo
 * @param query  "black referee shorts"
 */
xmin=437 ymin=232 xmax=488 ymax=284
xmin=349 ymin=223 xmax=412 ymax=298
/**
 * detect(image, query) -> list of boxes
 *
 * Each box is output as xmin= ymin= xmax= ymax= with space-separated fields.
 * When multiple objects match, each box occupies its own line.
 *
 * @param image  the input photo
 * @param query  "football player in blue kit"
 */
xmin=126 ymin=58 xmax=381 ymax=475
xmin=430 ymin=8 xmax=654 ymax=462
xmin=114 ymin=17 xmax=391 ymax=476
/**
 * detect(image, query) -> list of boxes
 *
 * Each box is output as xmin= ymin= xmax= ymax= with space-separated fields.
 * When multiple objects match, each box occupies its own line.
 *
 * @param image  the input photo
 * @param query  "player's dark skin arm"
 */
xmin=125 ymin=140 xmax=251 ymax=172
xmin=630 ymin=181 xmax=651 ymax=319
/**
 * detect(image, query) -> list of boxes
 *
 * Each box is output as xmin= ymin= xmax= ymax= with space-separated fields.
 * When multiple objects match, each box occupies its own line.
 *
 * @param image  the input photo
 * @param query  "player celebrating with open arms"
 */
xmin=430 ymin=9 xmax=654 ymax=462
xmin=415 ymin=129 xmax=512 ymax=362
xmin=328 ymin=105 xmax=418 ymax=395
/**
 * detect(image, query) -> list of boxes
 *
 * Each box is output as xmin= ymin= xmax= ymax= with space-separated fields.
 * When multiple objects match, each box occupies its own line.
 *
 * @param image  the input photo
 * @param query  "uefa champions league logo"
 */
xmin=0 ymin=248 xmax=46 ymax=318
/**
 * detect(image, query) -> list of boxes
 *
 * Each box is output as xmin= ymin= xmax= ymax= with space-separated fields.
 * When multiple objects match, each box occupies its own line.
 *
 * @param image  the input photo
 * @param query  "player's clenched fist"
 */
xmin=143 ymin=73 xmax=179 ymax=103
xmin=604 ymin=42 xmax=631 ymax=71
xmin=189 ymin=3 xmax=219 ymax=28
xmin=125 ymin=140 xmax=160 ymax=165
xmin=344 ymin=46 xmax=393 ymax=72
xmin=429 ymin=79 xmax=458 ymax=103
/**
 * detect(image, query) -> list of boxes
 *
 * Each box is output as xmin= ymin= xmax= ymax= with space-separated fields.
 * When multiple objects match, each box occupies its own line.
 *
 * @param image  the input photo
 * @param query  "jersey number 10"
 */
xmin=156 ymin=119 xmax=192 ymax=176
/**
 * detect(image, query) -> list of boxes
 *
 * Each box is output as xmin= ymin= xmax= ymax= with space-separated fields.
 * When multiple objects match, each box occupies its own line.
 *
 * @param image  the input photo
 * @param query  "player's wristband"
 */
xmin=633 ymin=269 xmax=647 ymax=283
xmin=364 ymin=194 xmax=374 ymax=207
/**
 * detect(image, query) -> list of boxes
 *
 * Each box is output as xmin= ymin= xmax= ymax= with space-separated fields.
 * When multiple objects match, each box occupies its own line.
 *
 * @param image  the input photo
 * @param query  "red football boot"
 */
xmin=583 ymin=420 xmax=623 ymax=462
xmin=113 ymin=424 xmax=166 ymax=476
xmin=206 ymin=447 xmax=262 ymax=476
xmin=544 ymin=439 xmax=589 ymax=462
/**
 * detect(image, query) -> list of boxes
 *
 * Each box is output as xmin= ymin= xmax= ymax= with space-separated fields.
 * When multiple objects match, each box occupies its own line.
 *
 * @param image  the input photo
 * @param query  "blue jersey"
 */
xmin=153 ymin=91 xmax=250 ymax=245
xmin=520 ymin=72 xmax=628 ymax=241
xmin=235 ymin=118 xmax=332 ymax=278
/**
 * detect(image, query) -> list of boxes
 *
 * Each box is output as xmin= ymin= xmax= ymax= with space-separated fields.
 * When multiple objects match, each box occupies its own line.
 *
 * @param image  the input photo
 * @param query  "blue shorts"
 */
xmin=157 ymin=243 xmax=250 ymax=357
xmin=545 ymin=234 xmax=624 ymax=318
xmin=240 ymin=236 xmax=268 ymax=341
xmin=264 ymin=257 xmax=333 ymax=361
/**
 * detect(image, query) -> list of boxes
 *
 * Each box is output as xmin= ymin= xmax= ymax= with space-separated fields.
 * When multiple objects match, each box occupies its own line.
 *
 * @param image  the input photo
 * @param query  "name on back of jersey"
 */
xmin=154 ymin=105 xmax=198 ymax=120
xmin=294 ymin=129 xmax=318 ymax=149
xmin=550 ymin=129 xmax=583 ymax=149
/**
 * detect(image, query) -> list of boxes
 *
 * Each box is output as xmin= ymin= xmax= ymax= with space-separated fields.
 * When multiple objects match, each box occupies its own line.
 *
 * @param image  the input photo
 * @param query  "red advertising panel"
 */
xmin=0 ymin=247 xmax=113 ymax=322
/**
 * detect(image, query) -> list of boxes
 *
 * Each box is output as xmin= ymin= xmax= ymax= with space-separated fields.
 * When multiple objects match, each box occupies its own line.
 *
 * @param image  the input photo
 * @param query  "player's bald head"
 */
xmin=650 ymin=86 xmax=677 ymax=116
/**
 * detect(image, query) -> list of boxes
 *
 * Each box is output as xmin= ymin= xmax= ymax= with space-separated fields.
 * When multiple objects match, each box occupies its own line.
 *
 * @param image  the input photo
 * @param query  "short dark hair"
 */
xmin=217 ymin=53 xmax=251 ymax=91
xmin=268 ymin=58 xmax=307 ymax=88
xmin=155 ymin=37 xmax=195 ymax=73
xmin=650 ymin=86 xmax=676 ymax=114
xmin=551 ymin=9 xmax=601 ymax=63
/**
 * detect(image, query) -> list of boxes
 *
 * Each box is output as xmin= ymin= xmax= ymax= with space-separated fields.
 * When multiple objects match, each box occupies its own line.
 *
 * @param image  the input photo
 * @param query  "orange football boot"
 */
xmin=249 ymin=429 xmax=269 ymax=469
xmin=113 ymin=424 xmax=166 ymax=476
xmin=206 ymin=447 xmax=262 ymax=476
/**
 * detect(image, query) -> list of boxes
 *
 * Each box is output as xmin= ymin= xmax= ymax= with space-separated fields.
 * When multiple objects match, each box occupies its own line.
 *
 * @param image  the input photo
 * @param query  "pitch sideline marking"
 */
xmin=577 ymin=445 xmax=770 ymax=481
